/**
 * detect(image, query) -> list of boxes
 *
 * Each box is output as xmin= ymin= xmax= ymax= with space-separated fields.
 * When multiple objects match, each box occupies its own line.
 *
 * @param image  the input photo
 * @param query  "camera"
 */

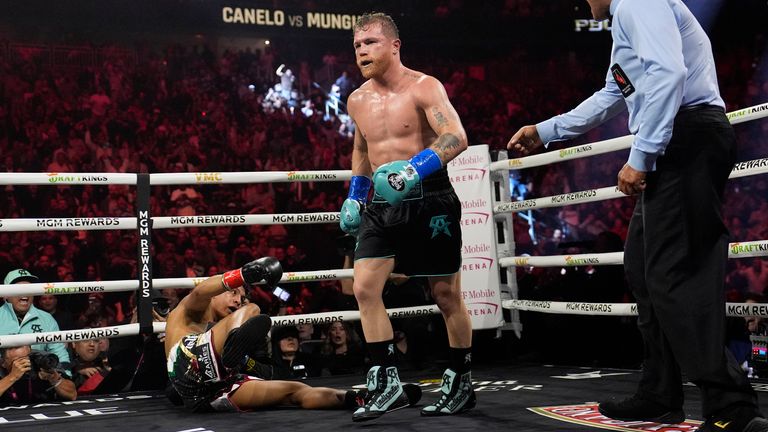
xmin=28 ymin=351 xmax=60 ymax=373
xmin=272 ymin=286 xmax=290 ymax=302
xmin=153 ymin=296 xmax=171 ymax=317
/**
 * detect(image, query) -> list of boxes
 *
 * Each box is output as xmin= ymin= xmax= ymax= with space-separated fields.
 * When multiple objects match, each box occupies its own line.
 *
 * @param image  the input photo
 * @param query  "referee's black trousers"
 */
xmin=625 ymin=106 xmax=758 ymax=417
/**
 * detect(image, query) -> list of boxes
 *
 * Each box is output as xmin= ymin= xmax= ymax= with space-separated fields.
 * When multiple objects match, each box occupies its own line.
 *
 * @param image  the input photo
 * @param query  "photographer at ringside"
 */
xmin=0 ymin=345 xmax=77 ymax=403
xmin=0 ymin=269 xmax=72 ymax=374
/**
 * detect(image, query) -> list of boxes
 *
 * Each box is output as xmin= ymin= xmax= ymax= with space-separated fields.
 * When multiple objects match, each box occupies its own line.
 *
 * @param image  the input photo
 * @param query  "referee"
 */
xmin=508 ymin=0 xmax=766 ymax=430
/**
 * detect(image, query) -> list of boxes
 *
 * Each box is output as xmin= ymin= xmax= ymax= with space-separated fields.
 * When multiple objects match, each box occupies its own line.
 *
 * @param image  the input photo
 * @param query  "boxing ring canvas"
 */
xmin=4 ymin=364 xmax=768 ymax=431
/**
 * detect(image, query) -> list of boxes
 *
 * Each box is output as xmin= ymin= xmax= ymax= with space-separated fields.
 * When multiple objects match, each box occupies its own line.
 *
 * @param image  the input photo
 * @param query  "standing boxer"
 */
xmin=339 ymin=12 xmax=475 ymax=422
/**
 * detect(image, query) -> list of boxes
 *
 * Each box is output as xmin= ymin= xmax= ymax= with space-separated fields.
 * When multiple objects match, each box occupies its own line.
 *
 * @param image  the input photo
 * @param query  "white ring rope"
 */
xmin=2 ymin=240 xmax=763 ymax=298
xmin=0 ymin=170 xmax=352 ymax=186
xmin=503 ymin=300 xmax=768 ymax=318
xmin=0 ymin=305 xmax=441 ymax=348
xmin=489 ymin=102 xmax=768 ymax=172
xmin=493 ymin=157 xmax=768 ymax=215
xmin=149 ymin=170 xmax=352 ymax=185
xmin=2 ymin=299 xmax=765 ymax=348
xmin=499 ymin=240 xmax=768 ymax=268
xmin=0 ymin=269 xmax=357 ymax=297
xmin=494 ymin=186 xmax=623 ymax=214
xmin=0 ymin=173 xmax=137 ymax=185
xmin=0 ymin=213 xmax=340 ymax=232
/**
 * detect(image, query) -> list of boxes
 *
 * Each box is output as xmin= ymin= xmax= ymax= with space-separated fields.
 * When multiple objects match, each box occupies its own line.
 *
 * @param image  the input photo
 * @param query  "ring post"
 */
xmin=136 ymin=173 xmax=154 ymax=335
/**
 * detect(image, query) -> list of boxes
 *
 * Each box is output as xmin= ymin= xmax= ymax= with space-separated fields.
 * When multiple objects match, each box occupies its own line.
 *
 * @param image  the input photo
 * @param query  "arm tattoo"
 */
xmin=431 ymin=107 xmax=449 ymax=127
xmin=433 ymin=133 xmax=460 ymax=159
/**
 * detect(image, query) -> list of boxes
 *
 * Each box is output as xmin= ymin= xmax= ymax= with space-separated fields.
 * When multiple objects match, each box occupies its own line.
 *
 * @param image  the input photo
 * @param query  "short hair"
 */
xmin=354 ymin=12 xmax=399 ymax=39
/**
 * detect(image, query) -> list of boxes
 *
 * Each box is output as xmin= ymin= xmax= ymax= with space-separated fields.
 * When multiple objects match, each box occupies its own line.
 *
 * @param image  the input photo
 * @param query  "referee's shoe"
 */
xmin=598 ymin=394 xmax=685 ymax=424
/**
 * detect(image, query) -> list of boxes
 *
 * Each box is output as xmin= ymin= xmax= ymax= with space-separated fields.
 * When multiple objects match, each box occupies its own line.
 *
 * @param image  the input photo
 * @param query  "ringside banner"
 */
xmin=448 ymin=144 xmax=503 ymax=329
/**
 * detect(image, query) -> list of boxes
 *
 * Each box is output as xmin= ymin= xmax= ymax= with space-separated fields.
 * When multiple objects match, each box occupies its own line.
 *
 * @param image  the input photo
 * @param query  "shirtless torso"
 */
xmin=347 ymin=69 xmax=444 ymax=170
xmin=163 ymin=282 xmax=243 ymax=358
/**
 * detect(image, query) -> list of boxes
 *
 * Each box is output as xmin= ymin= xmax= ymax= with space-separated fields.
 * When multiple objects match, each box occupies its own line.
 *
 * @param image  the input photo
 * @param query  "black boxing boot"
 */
xmin=221 ymin=314 xmax=272 ymax=371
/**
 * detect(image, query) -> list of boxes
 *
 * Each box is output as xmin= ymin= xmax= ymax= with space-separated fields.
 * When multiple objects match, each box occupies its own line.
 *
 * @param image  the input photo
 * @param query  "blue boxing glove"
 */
xmin=340 ymin=175 xmax=371 ymax=235
xmin=373 ymin=148 xmax=442 ymax=206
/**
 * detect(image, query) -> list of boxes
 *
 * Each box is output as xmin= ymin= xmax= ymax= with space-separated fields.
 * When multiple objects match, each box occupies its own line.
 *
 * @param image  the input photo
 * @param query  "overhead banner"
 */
xmin=221 ymin=6 xmax=360 ymax=31
xmin=448 ymin=144 xmax=503 ymax=329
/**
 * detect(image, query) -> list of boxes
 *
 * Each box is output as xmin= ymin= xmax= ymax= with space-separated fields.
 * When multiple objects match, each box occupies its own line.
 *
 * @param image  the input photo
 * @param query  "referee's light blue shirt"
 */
xmin=537 ymin=0 xmax=724 ymax=172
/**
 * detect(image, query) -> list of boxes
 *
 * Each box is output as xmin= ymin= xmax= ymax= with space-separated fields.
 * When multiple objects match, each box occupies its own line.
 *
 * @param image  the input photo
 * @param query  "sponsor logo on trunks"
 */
xmin=429 ymin=215 xmax=452 ymax=238
xmin=449 ymin=168 xmax=486 ymax=183
xmin=198 ymin=345 xmax=217 ymax=381
xmin=184 ymin=337 xmax=197 ymax=350
xmin=610 ymin=63 xmax=635 ymax=97
xmin=528 ymin=403 xmax=702 ymax=431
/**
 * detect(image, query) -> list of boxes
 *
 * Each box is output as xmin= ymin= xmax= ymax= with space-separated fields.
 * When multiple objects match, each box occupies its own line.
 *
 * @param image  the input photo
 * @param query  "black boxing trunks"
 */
xmin=355 ymin=168 xmax=462 ymax=276
xmin=167 ymin=329 xmax=261 ymax=412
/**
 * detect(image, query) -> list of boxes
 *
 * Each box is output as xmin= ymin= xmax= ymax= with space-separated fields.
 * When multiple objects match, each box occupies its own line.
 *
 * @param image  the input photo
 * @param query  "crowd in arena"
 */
xmin=0 ymin=3 xmax=767 ymax=401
